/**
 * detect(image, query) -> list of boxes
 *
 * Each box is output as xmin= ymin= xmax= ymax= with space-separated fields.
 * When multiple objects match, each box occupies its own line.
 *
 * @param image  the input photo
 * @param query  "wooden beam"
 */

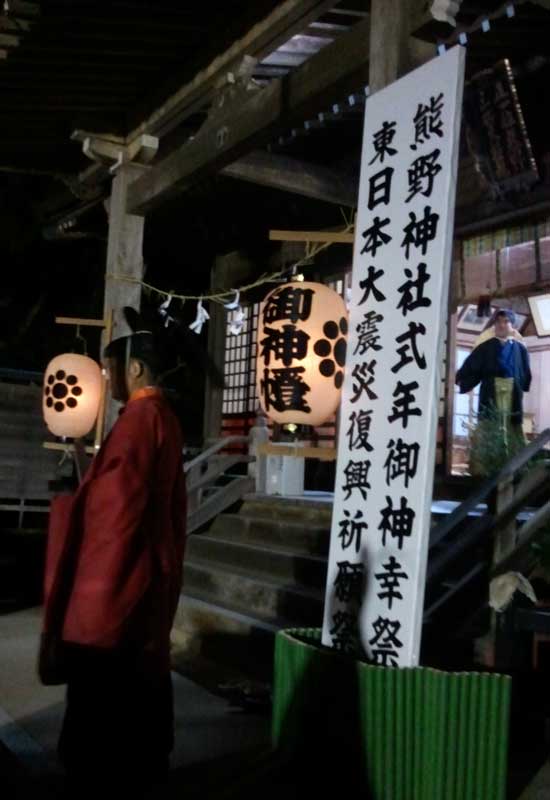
xmin=127 ymin=17 xmax=371 ymax=214
xmin=269 ymin=229 xmax=354 ymax=243
xmin=222 ymin=150 xmax=358 ymax=207
xmin=55 ymin=316 xmax=106 ymax=328
xmin=126 ymin=0 xmax=339 ymax=141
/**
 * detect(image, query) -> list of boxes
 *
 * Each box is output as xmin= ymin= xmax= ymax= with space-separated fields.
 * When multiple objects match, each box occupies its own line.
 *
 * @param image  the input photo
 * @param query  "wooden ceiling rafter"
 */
xmin=126 ymin=13 xmax=371 ymax=214
xmin=125 ymin=0 xmax=341 ymax=140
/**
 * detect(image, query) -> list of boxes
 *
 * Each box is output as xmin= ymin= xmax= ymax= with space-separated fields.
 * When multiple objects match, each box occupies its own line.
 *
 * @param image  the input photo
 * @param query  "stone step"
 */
xmin=207 ymin=513 xmax=330 ymax=556
xmin=172 ymin=594 xmax=288 ymax=678
xmin=239 ymin=494 xmax=334 ymax=526
xmin=183 ymin=559 xmax=325 ymax=627
xmin=186 ymin=534 xmax=327 ymax=591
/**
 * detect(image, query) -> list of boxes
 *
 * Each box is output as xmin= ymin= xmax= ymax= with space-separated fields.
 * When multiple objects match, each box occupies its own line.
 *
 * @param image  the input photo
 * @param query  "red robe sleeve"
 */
xmin=62 ymin=403 xmax=163 ymax=648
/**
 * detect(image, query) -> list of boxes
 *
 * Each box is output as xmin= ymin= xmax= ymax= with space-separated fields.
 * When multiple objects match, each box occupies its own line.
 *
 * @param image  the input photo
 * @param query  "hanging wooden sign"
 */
xmin=322 ymin=46 xmax=465 ymax=666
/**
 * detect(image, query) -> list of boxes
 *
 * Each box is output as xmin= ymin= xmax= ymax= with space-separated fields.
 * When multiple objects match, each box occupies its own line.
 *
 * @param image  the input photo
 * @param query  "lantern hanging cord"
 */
xmin=74 ymin=325 xmax=88 ymax=356
xmin=106 ymin=220 xmax=354 ymax=305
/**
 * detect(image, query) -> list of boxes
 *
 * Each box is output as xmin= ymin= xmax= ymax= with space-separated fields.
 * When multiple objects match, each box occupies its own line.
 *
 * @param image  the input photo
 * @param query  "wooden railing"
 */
xmin=430 ymin=428 xmax=550 ymax=552
xmin=425 ymin=428 xmax=550 ymax=623
xmin=185 ymin=435 xmax=254 ymax=534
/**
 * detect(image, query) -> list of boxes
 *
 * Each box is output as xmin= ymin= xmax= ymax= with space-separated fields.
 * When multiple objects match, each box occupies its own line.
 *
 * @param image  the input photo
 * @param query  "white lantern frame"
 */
xmin=256 ymin=281 xmax=348 ymax=427
xmin=43 ymin=353 xmax=103 ymax=439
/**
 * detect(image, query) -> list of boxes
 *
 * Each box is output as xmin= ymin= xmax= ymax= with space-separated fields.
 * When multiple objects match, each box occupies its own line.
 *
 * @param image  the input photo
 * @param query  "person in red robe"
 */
xmin=41 ymin=320 xmax=187 ymax=796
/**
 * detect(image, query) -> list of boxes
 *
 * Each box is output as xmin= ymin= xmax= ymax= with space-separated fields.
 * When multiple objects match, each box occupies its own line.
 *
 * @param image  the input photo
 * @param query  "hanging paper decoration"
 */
xmin=224 ymin=290 xmax=245 ymax=335
xmin=189 ymin=299 xmax=210 ymax=334
xmin=256 ymin=281 xmax=348 ymax=426
xmin=43 ymin=354 xmax=102 ymax=438
xmin=229 ymin=307 xmax=245 ymax=336
xmin=158 ymin=293 xmax=176 ymax=328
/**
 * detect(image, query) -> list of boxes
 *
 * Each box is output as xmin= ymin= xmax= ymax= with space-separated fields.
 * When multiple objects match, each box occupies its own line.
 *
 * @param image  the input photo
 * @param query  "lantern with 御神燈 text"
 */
xmin=256 ymin=281 xmax=348 ymax=426
xmin=43 ymin=354 xmax=102 ymax=438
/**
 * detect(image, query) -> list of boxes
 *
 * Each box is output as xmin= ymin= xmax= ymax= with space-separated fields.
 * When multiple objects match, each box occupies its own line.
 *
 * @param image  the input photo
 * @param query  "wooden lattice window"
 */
xmin=222 ymin=304 xmax=260 ymax=417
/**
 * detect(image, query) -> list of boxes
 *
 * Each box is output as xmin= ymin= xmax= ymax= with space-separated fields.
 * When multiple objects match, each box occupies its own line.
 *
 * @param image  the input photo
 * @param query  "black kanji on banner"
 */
xmin=387 ymin=380 xmax=422 ymax=428
xmin=397 ymin=263 xmax=432 ymax=317
xmin=342 ymin=459 xmax=372 ymax=500
xmin=334 ymin=560 xmax=365 ymax=604
xmin=361 ymin=216 xmax=392 ymax=257
xmin=260 ymin=367 xmax=311 ymax=413
xmin=384 ymin=438 xmax=420 ymax=488
xmin=338 ymin=509 xmax=368 ymax=554
xmin=378 ymin=495 xmax=416 ymax=550
xmin=347 ymin=409 xmax=374 ymax=452
xmin=369 ymin=120 xmax=398 ymax=164
xmin=406 ymin=149 xmax=442 ymax=202
xmin=367 ymin=167 xmax=395 ymax=210
xmin=262 ymin=286 xmax=314 ymax=324
xmin=374 ymin=556 xmax=409 ymax=610
xmin=401 ymin=206 xmax=440 ymax=259
xmin=350 ymin=361 xmax=378 ymax=403
xmin=358 ymin=266 xmax=386 ymax=305
xmin=369 ymin=616 xmax=403 ymax=666
xmin=259 ymin=325 xmax=309 ymax=367
xmin=391 ymin=321 xmax=427 ymax=373
xmin=354 ymin=310 xmax=384 ymax=355
xmin=330 ymin=610 xmax=358 ymax=654
xmin=411 ymin=93 xmax=444 ymax=151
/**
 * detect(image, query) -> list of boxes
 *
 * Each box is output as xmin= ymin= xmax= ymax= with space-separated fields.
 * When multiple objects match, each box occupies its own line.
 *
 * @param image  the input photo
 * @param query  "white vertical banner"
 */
xmin=322 ymin=46 xmax=465 ymax=666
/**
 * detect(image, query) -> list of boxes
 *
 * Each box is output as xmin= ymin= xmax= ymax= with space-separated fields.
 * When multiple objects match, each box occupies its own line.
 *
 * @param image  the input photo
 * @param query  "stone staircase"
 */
xmin=173 ymin=454 xmax=550 ymax=682
xmin=172 ymin=495 xmax=332 ymax=678
xmin=172 ymin=488 xmax=487 ymax=679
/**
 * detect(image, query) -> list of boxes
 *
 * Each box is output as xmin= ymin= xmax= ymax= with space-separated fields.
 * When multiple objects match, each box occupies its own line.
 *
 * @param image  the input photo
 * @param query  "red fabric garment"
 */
xmin=43 ymin=389 xmax=187 ymax=675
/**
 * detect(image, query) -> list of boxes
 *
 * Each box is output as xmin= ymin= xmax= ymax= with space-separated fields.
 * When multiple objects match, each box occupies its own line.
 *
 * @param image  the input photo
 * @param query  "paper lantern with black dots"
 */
xmin=43 ymin=354 xmax=102 ymax=438
xmin=257 ymin=281 xmax=348 ymax=426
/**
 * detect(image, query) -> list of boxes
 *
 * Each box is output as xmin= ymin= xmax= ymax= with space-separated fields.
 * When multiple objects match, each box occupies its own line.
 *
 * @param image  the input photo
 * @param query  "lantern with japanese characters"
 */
xmin=257 ymin=281 xmax=348 ymax=426
xmin=43 ymin=354 xmax=102 ymax=438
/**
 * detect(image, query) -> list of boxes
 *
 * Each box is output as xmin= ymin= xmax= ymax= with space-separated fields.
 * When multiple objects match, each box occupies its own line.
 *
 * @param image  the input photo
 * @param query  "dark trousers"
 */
xmin=58 ymin=645 xmax=174 ymax=796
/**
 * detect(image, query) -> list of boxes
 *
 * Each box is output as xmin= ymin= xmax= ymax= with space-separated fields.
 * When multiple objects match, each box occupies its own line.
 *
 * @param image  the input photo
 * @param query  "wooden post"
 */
xmin=369 ymin=0 xmax=434 ymax=95
xmin=444 ymin=310 xmax=458 ymax=476
xmin=94 ymin=309 xmax=113 ymax=451
xmin=103 ymin=163 xmax=145 ymax=432
xmin=493 ymin=478 xmax=517 ymax=564
xmin=103 ymin=164 xmax=145 ymax=340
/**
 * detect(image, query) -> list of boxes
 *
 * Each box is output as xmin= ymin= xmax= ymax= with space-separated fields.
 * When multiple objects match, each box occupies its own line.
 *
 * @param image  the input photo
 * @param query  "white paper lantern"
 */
xmin=43 ymin=354 xmax=102 ymax=438
xmin=256 ymin=281 xmax=348 ymax=426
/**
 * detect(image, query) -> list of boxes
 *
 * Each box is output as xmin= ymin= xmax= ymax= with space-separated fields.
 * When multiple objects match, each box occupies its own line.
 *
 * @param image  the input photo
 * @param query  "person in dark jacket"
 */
xmin=456 ymin=309 xmax=531 ymax=471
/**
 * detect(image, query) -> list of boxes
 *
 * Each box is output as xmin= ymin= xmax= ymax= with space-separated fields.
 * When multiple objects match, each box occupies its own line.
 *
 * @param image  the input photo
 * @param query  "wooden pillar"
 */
xmin=369 ymin=0 xmax=412 ymax=94
xmin=369 ymin=0 xmax=434 ymax=95
xmin=103 ymin=163 xmax=145 ymax=431
xmin=493 ymin=479 xmax=517 ymax=564
xmin=444 ymin=310 xmax=458 ymax=476
xmin=103 ymin=164 xmax=145 ymax=339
